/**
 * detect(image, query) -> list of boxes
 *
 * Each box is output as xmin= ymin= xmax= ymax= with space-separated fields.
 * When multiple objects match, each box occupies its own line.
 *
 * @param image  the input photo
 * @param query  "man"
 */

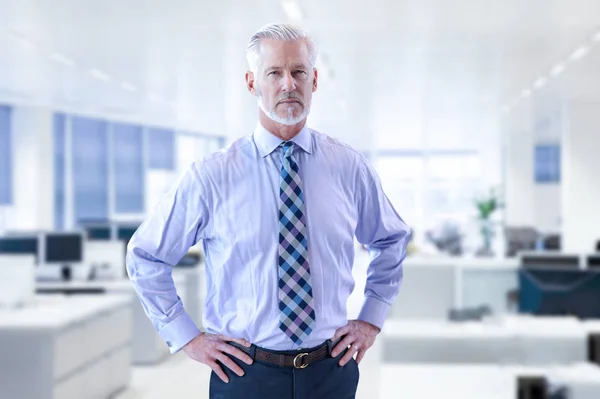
xmin=126 ymin=23 xmax=410 ymax=399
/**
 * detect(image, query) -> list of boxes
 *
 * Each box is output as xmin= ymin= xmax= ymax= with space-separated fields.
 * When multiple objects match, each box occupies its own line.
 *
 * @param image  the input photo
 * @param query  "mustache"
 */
xmin=277 ymin=92 xmax=303 ymax=104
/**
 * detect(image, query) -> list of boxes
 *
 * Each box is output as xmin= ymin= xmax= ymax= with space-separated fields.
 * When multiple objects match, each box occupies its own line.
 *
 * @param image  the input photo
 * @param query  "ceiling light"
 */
xmin=89 ymin=68 xmax=111 ymax=82
xmin=568 ymin=46 xmax=589 ymax=61
xmin=49 ymin=52 xmax=76 ymax=67
xmin=550 ymin=63 xmax=565 ymax=76
xmin=6 ymin=29 xmax=40 ymax=49
xmin=533 ymin=77 xmax=547 ymax=89
xmin=121 ymin=82 xmax=138 ymax=92
xmin=593 ymin=31 xmax=600 ymax=42
xmin=281 ymin=0 xmax=304 ymax=22
xmin=521 ymin=89 xmax=531 ymax=98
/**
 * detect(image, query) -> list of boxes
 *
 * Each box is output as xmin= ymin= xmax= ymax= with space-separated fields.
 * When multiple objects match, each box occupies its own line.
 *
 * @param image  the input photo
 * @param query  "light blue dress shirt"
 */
xmin=126 ymin=122 xmax=411 ymax=353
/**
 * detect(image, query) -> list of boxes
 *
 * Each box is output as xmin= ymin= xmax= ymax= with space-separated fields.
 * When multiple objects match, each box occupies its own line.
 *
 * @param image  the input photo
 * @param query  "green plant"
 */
xmin=475 ymin=187 xmax=501 ymax=220
xmin=474 ymin=187 xmax=503 ymax=255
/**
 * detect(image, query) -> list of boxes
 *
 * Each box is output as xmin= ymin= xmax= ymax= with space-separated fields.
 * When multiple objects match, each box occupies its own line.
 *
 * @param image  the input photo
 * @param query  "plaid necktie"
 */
xmin=278 ymin=141 xmax=316 ymax=345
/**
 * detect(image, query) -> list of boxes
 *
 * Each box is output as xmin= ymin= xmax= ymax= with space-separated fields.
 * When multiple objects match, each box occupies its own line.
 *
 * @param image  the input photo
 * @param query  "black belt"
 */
xmin=231 ymin=340 xmax=331 ymax=369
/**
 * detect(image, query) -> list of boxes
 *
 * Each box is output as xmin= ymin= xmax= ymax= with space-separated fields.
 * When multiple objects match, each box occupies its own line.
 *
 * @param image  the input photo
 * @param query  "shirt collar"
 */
xmin=253 ymin=121 xmax=313 ymax=158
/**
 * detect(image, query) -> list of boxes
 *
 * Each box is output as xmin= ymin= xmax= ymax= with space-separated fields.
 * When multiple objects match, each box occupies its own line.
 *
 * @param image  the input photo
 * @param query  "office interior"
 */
xmin=1 ymin=1 xmax=600 ymax=398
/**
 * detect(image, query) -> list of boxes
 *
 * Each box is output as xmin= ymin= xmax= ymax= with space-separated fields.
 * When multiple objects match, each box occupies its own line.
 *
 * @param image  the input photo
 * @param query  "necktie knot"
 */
xmin=281 ymin=141 xmax=295 ymax=159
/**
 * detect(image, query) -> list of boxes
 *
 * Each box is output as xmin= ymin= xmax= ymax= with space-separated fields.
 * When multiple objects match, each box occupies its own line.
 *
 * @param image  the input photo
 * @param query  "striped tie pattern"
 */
xmin=277 ymin=141 xmax=316 ymax=345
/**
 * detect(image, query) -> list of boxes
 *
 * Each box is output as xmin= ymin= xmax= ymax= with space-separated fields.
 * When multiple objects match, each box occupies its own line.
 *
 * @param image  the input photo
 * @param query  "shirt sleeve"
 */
xmin=354 ymin=156 xmax=411 ymax=330
xmin=126 ymin=162 xmax=212 ymax=353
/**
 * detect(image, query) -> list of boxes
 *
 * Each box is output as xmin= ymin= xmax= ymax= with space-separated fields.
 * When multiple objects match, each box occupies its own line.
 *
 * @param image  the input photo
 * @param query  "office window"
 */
xmin=375 ymin=151 xmax=483 ymax=244
xmin=112 ymin=123 xmax=144 ymax=213
xmin=147 ymin=127 xmax=175 ymax=170
xmin=375 ymin=155 xmax=424 ymax=231
xmin=196 ymin=137 xmax=207 ymax=159
xmin=206 ymin=137 xmax=222 ymax=156
xmin=176 ymin=134 xmax=198 ymax=174
xmin=534 ymin=144 xmax=560 ymax=183
xmin=53 ymin=114 xmax=66 ymax=230
xmin=71 ymin=116 xmax=109 ymax=224
xmin=0 ymin=105 xmax=12 ymax=205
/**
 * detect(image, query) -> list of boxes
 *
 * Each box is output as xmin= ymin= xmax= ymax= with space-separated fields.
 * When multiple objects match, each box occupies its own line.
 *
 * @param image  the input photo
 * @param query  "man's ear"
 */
xmin=312 ymin=68 xmax=318 ymax=92
xmin=246 ymin=71 xmax=257 ymax=96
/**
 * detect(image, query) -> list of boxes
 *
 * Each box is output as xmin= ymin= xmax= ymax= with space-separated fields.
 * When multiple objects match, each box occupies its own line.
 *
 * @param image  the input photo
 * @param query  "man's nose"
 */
xmin=281 ymin=73 xmax=296 ymax=92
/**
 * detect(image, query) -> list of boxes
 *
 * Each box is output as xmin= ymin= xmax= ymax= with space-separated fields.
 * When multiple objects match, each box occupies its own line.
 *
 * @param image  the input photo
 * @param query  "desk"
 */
xmin=173 ymin=266 xmax=203 ymax=327
xmin=0 ymin=295 xmax=132 ymax=399
xmin=37 ymin=274 xmax=189 ymax=365
xmin=381 ymin=363 xmax=600 ymax=399
xmin=382 ymin=316 xmax=588 ymax=365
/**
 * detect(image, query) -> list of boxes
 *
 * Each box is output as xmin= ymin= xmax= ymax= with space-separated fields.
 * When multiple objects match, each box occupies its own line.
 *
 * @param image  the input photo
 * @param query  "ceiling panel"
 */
xmin=0 ymin=0 xmax=599 ymax=147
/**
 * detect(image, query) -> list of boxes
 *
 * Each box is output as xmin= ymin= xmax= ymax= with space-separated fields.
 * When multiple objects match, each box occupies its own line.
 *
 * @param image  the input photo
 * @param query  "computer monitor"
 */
xmin=44 ymin=233 xmax=84 ymax=280
xmin=519 ymin=268 xmax=600 ymax=319
xmin=520 ymin=253 xmax=580 ymax=269
xmin=85 ymin=225 xmax=112 ymax=240
xmin=115 ymin=225 xmax=139 ymax=277
xmin=0 ymin=235 xmax=40 ymax=264
xmin=587 ymin=255 xmax=600 ymax=270
xmin=116 ymin=225 xmax=138 ymax=242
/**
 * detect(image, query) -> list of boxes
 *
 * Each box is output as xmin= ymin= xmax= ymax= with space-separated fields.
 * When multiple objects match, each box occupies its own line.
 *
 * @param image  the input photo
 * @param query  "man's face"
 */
xmin=247 ymin=39 xmax=318 ymax=126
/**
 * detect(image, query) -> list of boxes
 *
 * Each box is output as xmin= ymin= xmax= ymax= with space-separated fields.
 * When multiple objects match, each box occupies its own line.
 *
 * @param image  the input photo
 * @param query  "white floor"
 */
xmin=114 ymin=351 xmax=212 ymax=399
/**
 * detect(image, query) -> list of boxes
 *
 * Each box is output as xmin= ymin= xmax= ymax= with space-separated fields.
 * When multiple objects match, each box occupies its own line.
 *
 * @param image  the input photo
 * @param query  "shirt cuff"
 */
xmin=357 ymin=296 xmax=391 ymax=331
xmin=157 ymin=311 xmax=202 ymax=354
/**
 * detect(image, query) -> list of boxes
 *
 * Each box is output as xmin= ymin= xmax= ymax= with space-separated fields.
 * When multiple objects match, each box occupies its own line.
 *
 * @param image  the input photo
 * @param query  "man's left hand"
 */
xmin=331 ymin=320 xmax=380 ymax=366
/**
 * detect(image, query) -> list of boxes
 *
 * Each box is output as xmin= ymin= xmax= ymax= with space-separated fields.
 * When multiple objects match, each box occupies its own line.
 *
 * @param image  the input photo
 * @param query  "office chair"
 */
xmin=504 ymin=226 xmax=538 ymax=257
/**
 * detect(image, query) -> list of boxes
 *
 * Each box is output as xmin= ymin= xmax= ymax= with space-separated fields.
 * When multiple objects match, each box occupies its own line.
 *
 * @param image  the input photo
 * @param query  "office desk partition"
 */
xmin=391 ymin=257 xmax=519 ymax=320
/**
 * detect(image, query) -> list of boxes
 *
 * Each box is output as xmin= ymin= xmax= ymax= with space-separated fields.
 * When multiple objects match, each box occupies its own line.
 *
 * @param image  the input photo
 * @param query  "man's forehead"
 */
xmin=263 ymin=60 xmax=310 ymax=70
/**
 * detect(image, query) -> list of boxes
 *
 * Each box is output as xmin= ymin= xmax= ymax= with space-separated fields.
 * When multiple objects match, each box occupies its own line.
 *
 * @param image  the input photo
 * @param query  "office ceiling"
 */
xmin=0 ymin=0 xmax=599 ymax=149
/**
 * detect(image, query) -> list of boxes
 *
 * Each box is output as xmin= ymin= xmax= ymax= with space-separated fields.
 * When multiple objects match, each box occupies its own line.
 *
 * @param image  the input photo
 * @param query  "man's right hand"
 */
xmin=182 ymin=333 xmax=254 ymax=383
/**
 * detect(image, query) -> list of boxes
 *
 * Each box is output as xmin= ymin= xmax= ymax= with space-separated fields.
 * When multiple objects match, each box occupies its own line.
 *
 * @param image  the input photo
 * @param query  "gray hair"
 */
xmin=245 ymin=23 xmax=318 ymax=73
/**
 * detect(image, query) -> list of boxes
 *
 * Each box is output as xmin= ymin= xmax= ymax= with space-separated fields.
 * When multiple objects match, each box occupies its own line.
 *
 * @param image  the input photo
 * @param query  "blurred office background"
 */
xmin=1 ymin=0 xmax=600 ymax=398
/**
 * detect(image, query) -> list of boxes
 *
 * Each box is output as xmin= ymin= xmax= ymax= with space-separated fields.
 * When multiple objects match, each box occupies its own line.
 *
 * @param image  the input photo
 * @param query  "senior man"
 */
xmin=126 ymin=22 xmax=410 ymax=399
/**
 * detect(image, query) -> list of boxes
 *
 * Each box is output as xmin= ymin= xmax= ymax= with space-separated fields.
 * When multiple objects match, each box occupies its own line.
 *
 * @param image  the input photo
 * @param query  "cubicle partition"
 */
xmin=391 ymin=257 xmax=519 ymax=321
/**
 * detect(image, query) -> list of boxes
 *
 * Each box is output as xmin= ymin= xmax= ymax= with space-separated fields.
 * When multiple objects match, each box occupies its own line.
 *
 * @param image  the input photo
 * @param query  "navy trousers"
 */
xmin=209 ymin=340 xmax=360 ymax=399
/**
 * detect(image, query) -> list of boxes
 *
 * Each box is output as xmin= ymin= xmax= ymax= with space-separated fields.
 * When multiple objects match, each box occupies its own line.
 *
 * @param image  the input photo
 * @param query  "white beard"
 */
xmin=257 ymin=93 xmax=311 ymax=126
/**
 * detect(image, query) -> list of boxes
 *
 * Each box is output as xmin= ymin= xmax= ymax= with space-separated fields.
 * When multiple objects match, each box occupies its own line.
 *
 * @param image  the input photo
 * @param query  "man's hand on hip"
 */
xmin=331 ymin=320 xmax=380 ymax=366
xmin=182 ymin=333 xmax=253 ymax=383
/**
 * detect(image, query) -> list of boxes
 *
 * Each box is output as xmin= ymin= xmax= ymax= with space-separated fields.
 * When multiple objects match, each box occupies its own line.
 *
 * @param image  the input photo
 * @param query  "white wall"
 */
xmin=533 ymin=185 xmax=561 ymax=233
xmin=561 ymin=101 xmax=600 ymax=253
xmin=504 ymin=99 xmax=563 ymax=234
xmin=504 ymin=104 xmax=535 ymax=227
xmin=531 ymin=98 xmax=562 ymax=234
xmin=4 ymin=106 xmax=54 ymax=232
